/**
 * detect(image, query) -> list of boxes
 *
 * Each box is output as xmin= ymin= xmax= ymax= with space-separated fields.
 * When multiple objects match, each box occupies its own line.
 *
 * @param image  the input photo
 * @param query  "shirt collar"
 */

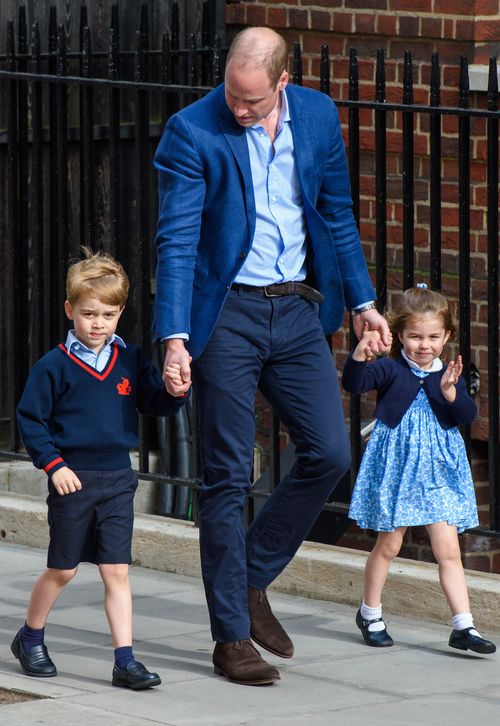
xmin=401 ymin=349 xmax=443 ymax=373
xmin=249 ymin=89 xmax=290 ymax=134
xmin=65 ymin=330 xmax=126 ymax=354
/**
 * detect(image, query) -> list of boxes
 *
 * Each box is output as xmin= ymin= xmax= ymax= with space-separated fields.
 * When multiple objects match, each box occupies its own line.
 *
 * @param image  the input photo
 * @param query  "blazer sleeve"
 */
xmin=341 ymin=354 xmax=391 ymax=394
xmin=315 ymin=101 xmax=376 ymax=309
xmin=136 ymin=348 xmax=190 ymax=417
xmin=153 ymin=113 xmax=207 ymax=340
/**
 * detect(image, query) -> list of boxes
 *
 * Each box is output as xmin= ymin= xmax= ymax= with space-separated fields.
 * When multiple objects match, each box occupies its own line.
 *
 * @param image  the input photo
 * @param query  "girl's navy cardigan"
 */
xmin=341 ymin=353 xmax=476 ymax=429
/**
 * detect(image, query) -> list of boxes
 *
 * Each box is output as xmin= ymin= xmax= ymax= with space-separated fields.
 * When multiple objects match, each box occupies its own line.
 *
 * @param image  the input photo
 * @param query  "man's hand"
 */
xmin=352 ymin=308 xmax=392 ymax=355
xmin=163 ymin=339 xmax=192 ymax=397
xmin=51 ymin=466 xmax=82 ymax=496
xmin=352 ymin=322 xmax=392 ymax=361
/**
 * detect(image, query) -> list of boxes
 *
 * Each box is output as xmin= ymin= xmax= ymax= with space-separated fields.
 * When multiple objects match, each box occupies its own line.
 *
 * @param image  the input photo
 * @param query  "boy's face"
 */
xmin=64 ymin=294 xmax=123 ymax=352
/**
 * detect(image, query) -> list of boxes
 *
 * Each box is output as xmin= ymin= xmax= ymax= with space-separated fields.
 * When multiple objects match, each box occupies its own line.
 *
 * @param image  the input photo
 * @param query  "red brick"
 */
xmin=289 ymin=8 xmax=309 ymax=30
xmin=245 ymin=5 xmax=267 ymax=25
xmin=398 ymin=15 xmax=420 ymax=37
xmin=333 ymin=12 xmax=353 ymax=34
xmin=225 ymin=4 xmax=246 ymax=24
xmin=377 ymin=14 xmax=397 ymax=36
xmin=302 ymin=0 xmax=343 ymax=5
xmin=355 ymin=13 xmax=376 ymax=34
xmin=463 ymin=554 xmax=491 ymax=572
xmin=390 ymin=0 xmax=431 ymax=10
xmin=421 ymin=17 xmax=443 ymax=39
xmin=346 ymin=0 xmax=388 ymax=7
xmin=475 ymin=0 xmax=500 ymax=12
xmin=429 ymin=0 xmax=475 ymax=13
xmin=311 ymin=10 xmax=332 ymax=32
xmin=455 ymin=19 xmax=475 ymax=41
xmin=475 ymin=19 xmax=500 ymax=41
xmin=267 ymin=7 xmax=287 ymax=28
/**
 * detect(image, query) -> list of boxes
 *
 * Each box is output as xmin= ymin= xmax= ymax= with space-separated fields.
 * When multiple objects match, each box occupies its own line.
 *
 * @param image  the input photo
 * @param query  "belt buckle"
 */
xmin=263 ymin=285 xmax=280 ymax=297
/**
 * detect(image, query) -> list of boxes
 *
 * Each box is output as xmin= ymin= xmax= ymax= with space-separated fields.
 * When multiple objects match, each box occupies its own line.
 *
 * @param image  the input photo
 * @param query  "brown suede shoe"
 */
xmin=248 ymin=586 xmax=294 ymax=658
xmin=212 ymin=639 xmax=280 ymax=685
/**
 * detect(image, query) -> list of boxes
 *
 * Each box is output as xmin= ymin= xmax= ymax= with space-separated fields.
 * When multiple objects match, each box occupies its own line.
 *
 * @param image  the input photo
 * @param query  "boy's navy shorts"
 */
xmin=46 ymin=467 xmax=138 ymax=569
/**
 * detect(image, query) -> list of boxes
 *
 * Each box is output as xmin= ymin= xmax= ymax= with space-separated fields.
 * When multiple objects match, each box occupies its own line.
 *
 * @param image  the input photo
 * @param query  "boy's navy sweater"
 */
xmin=342 ymin=353 xmax=476 ymax=429
xmin=17 ymin=342 xmax=186 ymax=475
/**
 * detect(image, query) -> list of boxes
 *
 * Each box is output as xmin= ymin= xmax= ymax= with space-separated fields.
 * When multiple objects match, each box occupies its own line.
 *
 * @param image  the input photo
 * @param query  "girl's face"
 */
xmin=398 ymin=313 xmax=451 ymax=370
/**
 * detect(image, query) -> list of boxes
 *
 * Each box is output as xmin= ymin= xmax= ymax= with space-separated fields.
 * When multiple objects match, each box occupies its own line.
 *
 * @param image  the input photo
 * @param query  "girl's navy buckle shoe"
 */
xmin=449 ymin=627 xmax=496 ymax=654
xmin=356 ymin=608 xmax=394 ymax=647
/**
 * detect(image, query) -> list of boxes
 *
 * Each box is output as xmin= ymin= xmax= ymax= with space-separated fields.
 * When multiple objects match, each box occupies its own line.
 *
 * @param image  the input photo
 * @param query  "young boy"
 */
xmin=12 ymin=248 xmax=186 ymax=690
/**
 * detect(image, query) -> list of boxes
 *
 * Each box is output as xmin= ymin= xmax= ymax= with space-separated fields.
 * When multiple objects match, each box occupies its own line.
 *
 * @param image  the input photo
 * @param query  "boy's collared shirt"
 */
xmin=65 ymin=330 xmax=126 ymax=373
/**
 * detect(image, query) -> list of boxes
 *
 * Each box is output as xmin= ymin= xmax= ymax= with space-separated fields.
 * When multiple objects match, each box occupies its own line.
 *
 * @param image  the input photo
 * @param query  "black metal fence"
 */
xmin=1 ymin=5 xmax=499 ymax=537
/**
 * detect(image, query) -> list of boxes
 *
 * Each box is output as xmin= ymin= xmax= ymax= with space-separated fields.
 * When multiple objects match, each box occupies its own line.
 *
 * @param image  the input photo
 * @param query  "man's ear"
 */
xmin=278 ymin=69 xmax=288 ymax=91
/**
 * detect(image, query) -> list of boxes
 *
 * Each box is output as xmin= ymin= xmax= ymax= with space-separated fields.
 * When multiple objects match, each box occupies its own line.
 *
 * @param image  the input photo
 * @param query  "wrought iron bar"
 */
xmin=402 ymin=51 xmax=414 ymax=288
xmin=375 ymin=49 xmax=387 ymax=310
xmin=487 ymin=56 xmax=499 ymax=531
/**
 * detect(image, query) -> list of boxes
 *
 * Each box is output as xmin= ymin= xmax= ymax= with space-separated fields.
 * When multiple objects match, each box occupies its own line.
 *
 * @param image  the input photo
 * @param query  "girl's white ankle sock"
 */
xmin=451 ymin=612 xmax=474 ymax=631
xmin=361 ymin=601 xmax=386 ymax=632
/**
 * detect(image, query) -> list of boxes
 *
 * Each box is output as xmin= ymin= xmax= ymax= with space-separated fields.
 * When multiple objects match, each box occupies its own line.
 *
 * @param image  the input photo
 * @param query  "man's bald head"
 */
xmin=225 ymin=27 xmax=288 ymax=86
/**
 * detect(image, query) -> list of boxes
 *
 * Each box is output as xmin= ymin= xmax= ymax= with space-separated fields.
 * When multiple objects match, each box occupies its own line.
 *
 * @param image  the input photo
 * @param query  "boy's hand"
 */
xmin=163 ymin=339 xmax=192 ymax=397
xmin=441 ymin=355 xmax=463 ymax=403
xmin=51 ymin=466 xmax=82 ymax=496
xmin=352 ymin=322 xmax=393 ymax=362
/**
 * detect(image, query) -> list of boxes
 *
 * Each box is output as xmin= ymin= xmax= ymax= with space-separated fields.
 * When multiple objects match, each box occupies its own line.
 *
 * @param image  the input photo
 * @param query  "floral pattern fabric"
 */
xmin=348 ymin=368 xmax=478 ymax=533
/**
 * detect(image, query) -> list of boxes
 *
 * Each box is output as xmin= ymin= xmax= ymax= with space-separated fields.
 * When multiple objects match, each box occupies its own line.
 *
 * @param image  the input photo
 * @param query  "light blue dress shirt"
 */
xmin=65 ymin=330 xmax=126 ymax=372
xmin=235 ymin=89 xmax=307 ymax=286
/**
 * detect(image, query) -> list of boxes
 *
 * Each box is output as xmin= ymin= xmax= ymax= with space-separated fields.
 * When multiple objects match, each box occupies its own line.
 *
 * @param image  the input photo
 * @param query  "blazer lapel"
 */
xmin=286 ymin=88 xmax=315 ymax=201
xmin=218 ymin=102 xmax=256 ymax=225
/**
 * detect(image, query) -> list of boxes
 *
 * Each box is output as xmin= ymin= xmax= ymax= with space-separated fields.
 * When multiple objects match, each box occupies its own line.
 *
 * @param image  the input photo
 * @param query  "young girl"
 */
xmin=342 ymin=284 xmax=496 ymax=654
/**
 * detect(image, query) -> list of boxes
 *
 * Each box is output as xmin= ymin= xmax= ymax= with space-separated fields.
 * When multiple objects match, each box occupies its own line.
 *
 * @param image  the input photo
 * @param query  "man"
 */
xmin=153 ymin=27 xmax=390 ymax=685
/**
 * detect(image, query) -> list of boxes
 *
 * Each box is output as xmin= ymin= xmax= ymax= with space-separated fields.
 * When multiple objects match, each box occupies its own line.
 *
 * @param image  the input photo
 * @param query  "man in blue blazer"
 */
xmin=154 ymin=27 xmax=390 ymax=685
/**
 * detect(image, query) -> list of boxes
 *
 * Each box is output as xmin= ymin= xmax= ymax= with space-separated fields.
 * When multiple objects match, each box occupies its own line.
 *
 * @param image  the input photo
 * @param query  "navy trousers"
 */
xmin=193 ymin=289 xmax=351 ymax=643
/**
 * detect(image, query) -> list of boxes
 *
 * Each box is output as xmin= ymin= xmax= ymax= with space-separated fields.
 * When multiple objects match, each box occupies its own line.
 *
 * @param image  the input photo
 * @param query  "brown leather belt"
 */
xmin=230 ymin=282 xmax=324 ymax=303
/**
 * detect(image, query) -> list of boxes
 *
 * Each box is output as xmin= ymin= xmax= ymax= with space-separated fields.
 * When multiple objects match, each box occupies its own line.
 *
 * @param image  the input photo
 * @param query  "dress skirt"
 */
xmin=348 ymin=389 xmax=479 ymax=533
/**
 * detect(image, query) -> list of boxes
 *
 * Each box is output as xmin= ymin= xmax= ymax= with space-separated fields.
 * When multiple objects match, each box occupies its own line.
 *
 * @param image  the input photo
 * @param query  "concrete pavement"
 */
xmin=1 ymin=541 xmax=500 ymax=725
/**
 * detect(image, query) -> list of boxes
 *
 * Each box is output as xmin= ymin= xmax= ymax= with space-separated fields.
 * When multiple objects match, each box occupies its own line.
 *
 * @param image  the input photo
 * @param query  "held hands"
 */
xmin=352 ymin=321 xmax=393 ymax=362
xmin=352 ymin=308 xmax=392 ymax=357
xmin=163 ymin=339 xmax=192 ymax=397
xmin=440 ymin=355 xmax=463 ymax=403
xmin=51 ymin=466 xmax=82 ymax=496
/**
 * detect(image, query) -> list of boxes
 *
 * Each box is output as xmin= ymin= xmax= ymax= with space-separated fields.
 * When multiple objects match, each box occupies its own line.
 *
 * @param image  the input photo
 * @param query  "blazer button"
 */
xmin=419 ymin=379 xmax=424 ymax=385
xmin=240 ymin=251 xmax=246 ymax=259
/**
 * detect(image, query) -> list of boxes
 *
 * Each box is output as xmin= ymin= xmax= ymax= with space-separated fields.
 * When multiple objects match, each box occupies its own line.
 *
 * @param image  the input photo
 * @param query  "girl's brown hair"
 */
xmin=66 ymin=247 xmax=129 ymax=307
xmin=388 ymin=286 xmax=456 ymax=358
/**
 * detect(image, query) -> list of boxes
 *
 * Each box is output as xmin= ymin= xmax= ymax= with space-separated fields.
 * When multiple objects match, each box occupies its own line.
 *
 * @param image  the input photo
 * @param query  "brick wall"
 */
xmin=229 ymin=1 xmax=500 ymax=572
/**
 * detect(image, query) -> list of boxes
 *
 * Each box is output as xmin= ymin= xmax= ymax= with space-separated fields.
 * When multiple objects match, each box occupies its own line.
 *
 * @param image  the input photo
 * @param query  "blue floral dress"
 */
xmin=348 ymin=368 xmax=479 ymax=533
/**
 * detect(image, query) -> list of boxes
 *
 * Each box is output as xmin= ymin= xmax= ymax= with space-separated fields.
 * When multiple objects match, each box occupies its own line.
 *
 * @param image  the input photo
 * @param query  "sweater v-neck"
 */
xmin=58 ymin=342 xmax=119 ymax=381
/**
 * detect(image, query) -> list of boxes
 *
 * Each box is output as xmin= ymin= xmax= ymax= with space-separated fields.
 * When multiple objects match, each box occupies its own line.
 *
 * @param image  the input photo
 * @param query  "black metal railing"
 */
xmin=1 ymin=5 xmax=500 ymax=537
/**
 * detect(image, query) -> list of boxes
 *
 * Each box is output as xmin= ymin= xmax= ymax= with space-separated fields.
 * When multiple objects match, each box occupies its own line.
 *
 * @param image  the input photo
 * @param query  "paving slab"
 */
xmin=1 ymin=541 xmax=500 ymax=726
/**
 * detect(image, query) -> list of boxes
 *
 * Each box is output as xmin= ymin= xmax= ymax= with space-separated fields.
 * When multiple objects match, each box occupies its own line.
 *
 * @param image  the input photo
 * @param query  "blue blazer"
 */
xmin=153 ymin=83 xmax=376 ymax=360
xmin=342 ymin=353 xmax=477 ymax=429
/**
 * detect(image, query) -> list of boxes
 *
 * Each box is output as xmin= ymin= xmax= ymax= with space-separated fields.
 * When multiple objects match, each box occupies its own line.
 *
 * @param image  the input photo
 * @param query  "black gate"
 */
xmin=1 ymin=5 xmax=500 ymax=538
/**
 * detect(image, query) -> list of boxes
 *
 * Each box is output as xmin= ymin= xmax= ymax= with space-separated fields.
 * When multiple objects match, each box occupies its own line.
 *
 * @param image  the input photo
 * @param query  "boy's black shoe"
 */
xmin=11 ymin=631 xmax=57 ymax=677
xmin=356 ymin=608 xmax=394 ymax=647
xmin=449 ymin=627 xmax=496 ymax=654
xmin=112 ymin=660 xmax=161 ymax=690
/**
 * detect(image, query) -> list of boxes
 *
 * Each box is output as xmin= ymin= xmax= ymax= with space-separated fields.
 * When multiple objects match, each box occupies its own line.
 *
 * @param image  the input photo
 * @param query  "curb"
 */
xmin=1 ymin=491 xmax=500 ymax=630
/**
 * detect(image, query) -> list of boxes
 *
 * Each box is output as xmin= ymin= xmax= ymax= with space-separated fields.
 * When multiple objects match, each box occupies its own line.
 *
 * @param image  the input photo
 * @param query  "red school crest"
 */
xmin=117 ymin=377 xmax=132 ymax=395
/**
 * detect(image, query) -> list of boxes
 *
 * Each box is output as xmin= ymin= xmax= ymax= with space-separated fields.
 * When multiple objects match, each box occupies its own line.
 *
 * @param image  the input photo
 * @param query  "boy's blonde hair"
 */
xmin=388 ymin=286 xmax=456 ymax=358
xmin=66 ymin=247 xmax=129 ymax=307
